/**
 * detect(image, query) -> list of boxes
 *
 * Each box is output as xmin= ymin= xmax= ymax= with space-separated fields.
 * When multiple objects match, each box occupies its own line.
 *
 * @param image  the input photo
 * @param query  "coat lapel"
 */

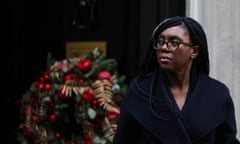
xmin=181 ymin=74 xmax=225 ymax=142
xmin=124 ymin=71 xmax=192 ymax=143
xmin=124 ymin=72 xmax=227 ymax=143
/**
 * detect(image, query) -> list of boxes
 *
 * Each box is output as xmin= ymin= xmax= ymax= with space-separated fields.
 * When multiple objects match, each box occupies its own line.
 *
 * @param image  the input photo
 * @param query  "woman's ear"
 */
xmin=191 ymin=46 xmax=199 ymax=59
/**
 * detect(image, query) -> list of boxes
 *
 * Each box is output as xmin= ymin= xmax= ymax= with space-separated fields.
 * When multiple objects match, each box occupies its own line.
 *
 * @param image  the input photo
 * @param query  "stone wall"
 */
xmin=186 ymin=0 xmax=240 ymax=139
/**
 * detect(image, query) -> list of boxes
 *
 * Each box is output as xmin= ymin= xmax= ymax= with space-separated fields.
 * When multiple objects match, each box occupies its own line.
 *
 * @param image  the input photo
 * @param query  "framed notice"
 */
xmin=66 ymin=41 xmax=107 ymax=58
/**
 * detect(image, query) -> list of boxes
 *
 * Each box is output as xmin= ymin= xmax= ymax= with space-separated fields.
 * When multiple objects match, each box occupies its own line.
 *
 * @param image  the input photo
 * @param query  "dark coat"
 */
xmin=113 ymin=71 xmax=239 ymax=144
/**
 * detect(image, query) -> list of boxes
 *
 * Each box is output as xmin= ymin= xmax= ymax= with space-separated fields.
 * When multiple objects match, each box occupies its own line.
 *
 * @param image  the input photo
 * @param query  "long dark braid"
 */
xmin=137 ymin=16 xmax=210 ymax=83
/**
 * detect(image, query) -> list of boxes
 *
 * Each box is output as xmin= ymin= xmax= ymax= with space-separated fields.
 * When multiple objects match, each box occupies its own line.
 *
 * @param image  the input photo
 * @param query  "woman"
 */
xmin=113 ymin=16 xmax=239 ymax=144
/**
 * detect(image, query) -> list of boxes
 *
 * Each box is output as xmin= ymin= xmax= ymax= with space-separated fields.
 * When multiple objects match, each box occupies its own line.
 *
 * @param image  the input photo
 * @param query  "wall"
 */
xmin=186 ymin=0 xmax=240 ymax=139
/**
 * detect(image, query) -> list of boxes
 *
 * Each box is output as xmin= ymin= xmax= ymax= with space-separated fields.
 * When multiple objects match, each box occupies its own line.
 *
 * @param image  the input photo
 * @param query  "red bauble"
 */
xmin=106 ymin=111 xmax=119 ymax=120
xmin=44 ymin=83 xmax=51 ymax=91
xmin=84 ymin=141 xmax=93 ymax=144
xmin=23 ymin=106 xmax=32 ymax=115
xmin=77 ymin=58 xmax=93 ymax=72
xmin=22 ymin=125 xmax=31 ymax=138
xmin=43 ymin=73 xmax=49 ymax=79
xmin=57 ymin=87 xmax=68 ymax=100
xmin=91 ymin=100 xmax=97 ymax=109
xmin=55 ymin=132 xmax=61 ymax=139
xmin=49 ymin=114 xmax=57 ymax=123
xmin=39 ymin=73 xmax=48 ymax=82
xmin=82 ymin=90 xmax=95 ymax=101
xmin=35 ymin=82 xmax=44 ymax=89
xmin=84 ymin=133 xmax=91 ymax=140
xmin=97 ymin=71 xmax=111 ymax=81
xmin=31 ymin=115 xmax=39 ymax=123
xmin=64 ymin=74 xmax=72 ymax=81
xmin=83 ymin=134 xmax=93 ymax=144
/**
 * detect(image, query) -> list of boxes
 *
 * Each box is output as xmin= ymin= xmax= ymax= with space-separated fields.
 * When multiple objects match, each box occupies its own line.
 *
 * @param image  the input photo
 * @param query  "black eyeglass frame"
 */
xmin=152 ymin=39 xmax=193 ymax=51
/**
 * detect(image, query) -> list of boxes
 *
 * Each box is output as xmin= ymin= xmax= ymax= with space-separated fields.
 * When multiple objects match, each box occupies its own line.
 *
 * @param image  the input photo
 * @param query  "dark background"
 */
xmin=8 ymin=0 xmax=185 ymax=143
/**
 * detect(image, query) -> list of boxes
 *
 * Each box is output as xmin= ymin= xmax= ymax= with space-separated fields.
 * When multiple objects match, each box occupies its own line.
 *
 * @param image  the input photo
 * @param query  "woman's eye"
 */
xmin=170 ymin=40 xmax=180 ymax=47
xmin=158 ymin=39 xmax=165 ymax=45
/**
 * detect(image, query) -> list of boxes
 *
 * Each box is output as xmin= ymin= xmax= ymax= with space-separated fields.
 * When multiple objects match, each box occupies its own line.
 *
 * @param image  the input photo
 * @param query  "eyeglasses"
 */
xmin=152 ymin=38 xmax=193 ymax=51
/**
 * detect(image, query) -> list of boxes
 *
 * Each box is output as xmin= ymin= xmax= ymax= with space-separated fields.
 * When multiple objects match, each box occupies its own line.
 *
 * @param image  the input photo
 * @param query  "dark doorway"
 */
xmin=8 ymin=0 xmax=185 ymax=143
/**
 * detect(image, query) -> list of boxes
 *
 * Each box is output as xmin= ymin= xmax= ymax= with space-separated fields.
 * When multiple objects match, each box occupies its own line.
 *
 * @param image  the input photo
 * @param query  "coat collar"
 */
xmin=125 ymin=71 xmax=227 ymax=142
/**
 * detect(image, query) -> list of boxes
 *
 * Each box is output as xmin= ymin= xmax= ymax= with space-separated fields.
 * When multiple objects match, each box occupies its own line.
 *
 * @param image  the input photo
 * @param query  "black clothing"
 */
xmin=113 ymin=70 xmax=238 ymax=144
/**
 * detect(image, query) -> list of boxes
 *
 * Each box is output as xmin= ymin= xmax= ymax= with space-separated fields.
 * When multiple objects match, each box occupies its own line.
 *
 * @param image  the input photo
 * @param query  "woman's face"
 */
xmin=155 ymin=25 xmax=198 ymax=74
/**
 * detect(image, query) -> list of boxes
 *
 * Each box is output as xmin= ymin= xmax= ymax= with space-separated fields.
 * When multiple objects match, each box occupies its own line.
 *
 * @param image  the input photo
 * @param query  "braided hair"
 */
xmin=137 ymin=16 xmax=210 ymax=80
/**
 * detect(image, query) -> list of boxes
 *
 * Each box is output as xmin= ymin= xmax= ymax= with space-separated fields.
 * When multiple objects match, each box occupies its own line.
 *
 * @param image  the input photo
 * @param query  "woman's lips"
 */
xmin=159 ymin=56 xmax=172 ymax=63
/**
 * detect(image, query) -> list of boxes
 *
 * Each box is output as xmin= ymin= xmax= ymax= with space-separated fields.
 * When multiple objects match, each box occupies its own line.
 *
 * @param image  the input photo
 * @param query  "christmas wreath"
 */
xmin=18 ymin=48 xmax=127 ymax=144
